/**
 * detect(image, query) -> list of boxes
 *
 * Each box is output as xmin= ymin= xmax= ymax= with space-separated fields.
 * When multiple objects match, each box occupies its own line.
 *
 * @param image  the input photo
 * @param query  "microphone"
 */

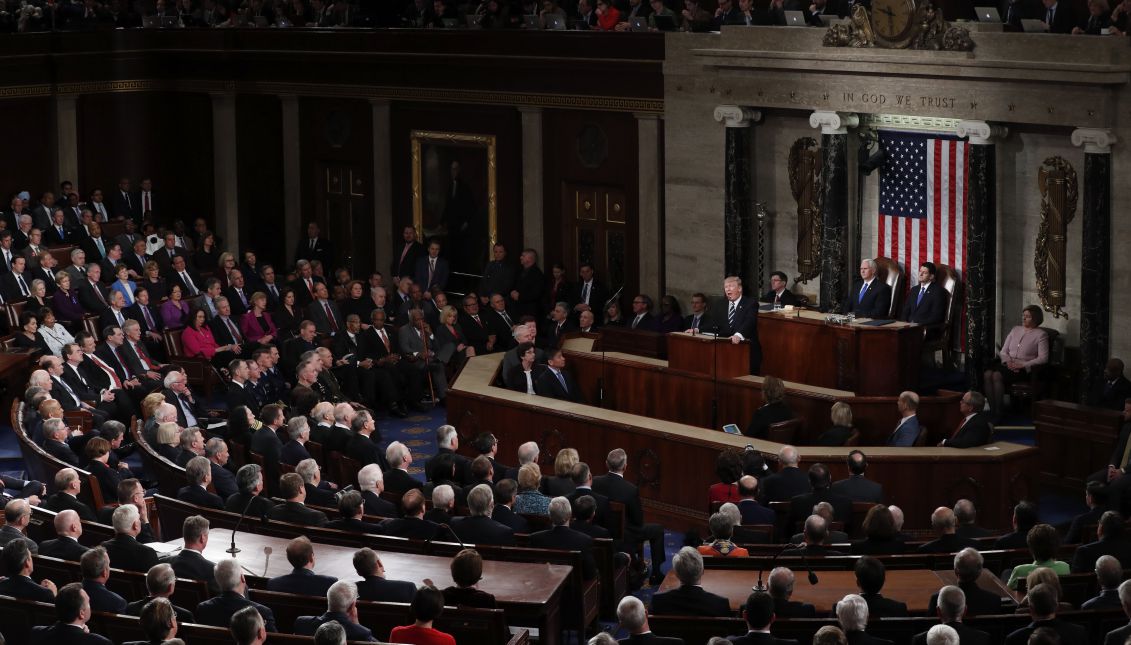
xmin=796 ymin=543 xmax=819 ymax=586
xmin=428 ymin=523 xmax=466 ymax=549
xmin=753 ymin=542 xmax=800 ymax=592
xmin=228 ymin=493 xmax=261 ymax=555
xmin=261 ymin=546 xmax=272 ymax=577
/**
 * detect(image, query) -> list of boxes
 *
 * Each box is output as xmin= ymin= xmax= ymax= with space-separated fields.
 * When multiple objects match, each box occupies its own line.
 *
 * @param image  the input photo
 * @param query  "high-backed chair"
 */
xmin=872 ymin=257 xmax=905 ymax=319
xmin=767 ymin=418 xmax=801 ymax=445
xmin=163 ymin=327 xmax=220 ymax=395
xmin=922 ymin=264 xmax=961 ymax=368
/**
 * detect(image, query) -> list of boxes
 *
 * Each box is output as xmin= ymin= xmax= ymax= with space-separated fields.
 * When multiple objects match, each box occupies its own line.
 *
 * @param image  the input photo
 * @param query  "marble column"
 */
xmin=210 ymin=92 xmax=240 ymax=253
xmin=713 ymin=105 xmax=761 ymax=286
xmin=1072 ymin=128 xmax=1117 ymax=404
xmin=53 ymin=95 xmax=79 ymax=188
xmin=371 ymin=99 xmax=394 ymax=273
xmin=810 ymin=111 xmax=858 ymax=312
xmin=957 ymin=120 xmax=1007 ymax=389
xmin=280 ymin=95 xmax=302 ymax=266
xmin=519 ymin=107 xmax=544 ymax=258
xmin=636 ymin=113 xmax=663 ymax=301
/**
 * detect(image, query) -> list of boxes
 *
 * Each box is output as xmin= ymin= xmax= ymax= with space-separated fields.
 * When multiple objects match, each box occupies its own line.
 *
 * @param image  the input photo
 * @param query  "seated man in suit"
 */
xmin=617 ymin=595 xmax=682 ymax=645
xmin=266 ymin=473 xmax=329 ymax=527
xmin=735 ymin=475 xmax=775 ymax=526
xmin=1104 ymin=579 xmax=1131 ymax=644
xmin=353 ymin=546 xmax=417 ymax=604
xmin=939 ymin=390 xmax=993 ymax=448
xmin=0 ymin=539 xmax=56 ymax=603
xmin=993 ymin=500 xmax=1040 ymax=551
xmin=41 ymin=417 xmax=83 ymax=469
xmin=901 ymin=261 xmax=947 ymax=328
xmin=101 ymin=503 xmax=158 ymax=572
xmin=225 ymin=463 xmax=275 ymax=518
xmin=267 ymin=535 xmax=338 ymax=597
xmin=205 ymin=437 xmax=239 ymax=500
xmin=535 ymin=348 xmax=580 ymax=402
xmin=1083 ymin=555 xmax=1124 ymax=610
xmin=44 ymin=466 xmax=98 ymax=523
xmin=123 ymin=563 xmax=196 ymax=623
xmin=1072 ymin=510 xmax=1131 ymax=573
xmin=762 ymin=271 xmax=801 ymax=308
xmin=918 ymin=507 xmax=980 ymax=554
xmin=683 ymin=292 xmax=716 ymax=333
xmin=281 ymin=416 xmax=313 ymax=466
xmin=768 ymin=567 xmax=817 ymax=618
xmin=953 ymin=499 xmax=993 ymax=540
xmin=650 ymin=546 xmax=730 ymax=616
xmin=177 ymin=456 xmax=225 ymax=510
xmin=491 ymin=478 xmax=530 ymax=534
xmin=855 ymin=556 xmax=908 ymax=618
xmin=451 ymin=483 xmax=516 ymax=547
xmin=326 ymin=490 xmax=384 ymax=534
xmin=727 ymin=590 xmax=800 ymax=645
xmin=294 ymin=580 xmax=376 ymax=641
xmin=786 ymin=463 xmax=851 ymax=535
xmin=346 ymin=410 xmax=387 ymax=471
xmin=39 ymin=509 xmax=90 ymax=561
xmin=166 ymin=514 xmax=219 ymax=595
xmin=784 ymin=514 xmax=845 ymax=557
xmin=847 ymin=258 xmax=893 ymax=319
xmin=195 ymin=558 xmax=277 ymax=632
xmin=887 ymin=391 xmax=923 ymax=447
xmin=831 ymin=450 xmax=884 ymax=503
xmin=355 ymin=463 xmax=397 ymax=518
xmin=1004 ymin=582 xmax=1088 ymax=645
xmin=30 ymin=582 xmax=111 ymax=645
xmin=912 ymin=585 xmax=990 ymax=645
xmin=79 ymin=546 xmax=127 ymax=613
xmin=627 ymin=294 xmax=658 ymax=331
xmin=379 ymin=488 xmax=450 ymax=541
xmin=0 ymin=498 xmax=38 ymax=554
xmin=835 ymin=593 xmax=890 ymax=645
xmin=297 ymin=458 xmax=339 ymax=509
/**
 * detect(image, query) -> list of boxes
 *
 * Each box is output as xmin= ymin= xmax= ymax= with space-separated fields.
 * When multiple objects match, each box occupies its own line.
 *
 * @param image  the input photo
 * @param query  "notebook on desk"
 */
xmin=859 ymin=319 xmax=896 ymax=326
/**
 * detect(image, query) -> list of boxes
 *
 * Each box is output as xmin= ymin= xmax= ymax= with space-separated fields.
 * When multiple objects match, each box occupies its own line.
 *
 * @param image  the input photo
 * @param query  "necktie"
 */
xmin=379 ymin=329 xmax=390 ymax=352
xmin=1046 ymin=7 xmax=1052 ymax=23
xmin=310 ymin=238 xmax=316 ymax=251
xmin=3 ymin=250 xmax=10 ymax=270
xmin=324 ymin=303 xmax=338 ymax=332
xmin=916 ymin=287 xmax=925 ymax=306
xmin=124 ymin=192 xmax=131 ymax=208
xmin=237 ymin=289 xmax=247 ymax=308
xmin=693 ymin=315 xmax=701 ymax=330
xmin=728 ymin=302 xmax=736 ymax=327
xmin=57 ymin=226 xmax=64 ymax=239
xmin=472 ymin=314 xmax=482 ymax=327
xmin=582 ymin=282 xmax=590 ymax=304
xmin=859 ymin=282 xmax=868 ymax=303
xmin=950 ymin=418 xmax=966 ymax=441
xmin=90 ymin=354 xmax=122 ymax=388
xmin=305 ymin=278 xmax=314 ymax=297
xmin=112 ymin=346 xmax=133 ymax=379
xmin=95 ymin=239 xmax=104 ymax=256
xmin=555 ymin=370 xmax=568 ymax=392
xmin=55 ymin=377 xmax=79 ymax=402
xmin=400 ymin=242 xmax=411 ymax=265
xmin=143 ymin=192 xmax=150 ymax=213
xmin=181 ymin=272 xmax=197 ymax=296
xmin=142 ymin=305 xmax=155 ymax=330
xmin=226 ymin=317 xmax=242 ymax=343
xmin=134 ymin=342 xmax=156 ymax=370
xmin=429 ymin=259 xmax=436 ymax=285
xmin=15 ymin=274 xmax=27 ymax=297
xmin=92 ymin=283 xmax=106 ymax=305
xmin=115 ymin=309 xmax=124 ymax=326
xmin=633 ymin=314 xmax=642 ymax=329
xmin=556 ymin=323 xmax=563 ymax=336
xmin=774 ymin=293 xmax=780 ymax=306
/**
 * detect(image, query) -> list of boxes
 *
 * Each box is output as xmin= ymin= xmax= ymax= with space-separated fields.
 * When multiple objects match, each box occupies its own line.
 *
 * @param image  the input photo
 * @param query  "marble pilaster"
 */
xmin=211 ymin=92 xmax=240 ymax=253
xmin=281 ymin=95 xmax=302 ymax=265
xmin=810 ymin=111 xmax=857 ymax=312
xmin=714 ymin=105 xmax=761 ymax=286
xmin=519 ymin=107 xmax=544 ymax=258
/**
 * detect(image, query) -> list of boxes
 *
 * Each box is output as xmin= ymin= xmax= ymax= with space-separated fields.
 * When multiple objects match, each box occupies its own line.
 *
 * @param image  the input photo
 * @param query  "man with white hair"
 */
xmin=888 ymin=505 xmax=909 ymax=540
xmin=383 ymin=441 xmax=423 ymax=495
xmin=41 ymin=416 xmax=81 ymax=467
xmin=918 ymin=507 xmax=979 ymax=554
xmin=1103 ymin=579 xmax=1131 ymax=644
xmin=309 ymin=401 xmax=335 ymax=444
xmin=911 ymin=585 xmax=989 ymax=645
xmin=196 ymin=558 xmax=277 ymax=632
xmin=79 ymin=546 xmax=127 ymax=613
xmin=847 ymin=258 xmax=892 ymax=319
xmin=651 ymin=546 xmax=729 ymax=616
xmin=767 ymin=566 xmax=817 ymax=618
xmin=281 ymin=416 xmax=313 ymax=466
xmin=294 ymin=580 xmax=375 ymax=641
xmin=835 ymin=594 xmax=882 ymax=644
xmin=505 ymin=440 xmax=541 ymax=480
xmin=100 ymin=503 xmax=157 ymax=572
xmin=616 ymin=595 xmax=680 ymax=644
xmin=357 ymin=463 xmax=397 ymax=516
xmin=530 ymin=496 xmax=597 ymax=580
xmin=43 ymin=466 xmax=97 ymax=522
xmin=760 ymin=445 xmax=811 ymax=503
xmin=451 ymin=483 xmax=516 ymax=546
xmin=205 ymin=437 xmax=238 ymax=499
xmin=294 ymin=458 xmax=336 ymax=507
xmin=425 ymin=424 xmax=471 ymax=485
xmin=174 ymin=425 xmax=205 ymax=467
xmin=593 ymin=447 xmax=666 ymax=586
xmin=1084 ymin=555 xmax=1124 ymax=609
xmin=230 ymin=604 xmax=269 ymax=645
xmin=39 ymin=509 xmax=89 ymax=561
xmin=177 ymin=456 xmax=224 ymax=510
xmin=323 ymin=402 xmax=355 ymax=454
xmin=424 ymin=484 xmax=455 ymax=525
xmin=922 ymin=625 xmax=959 ymax=645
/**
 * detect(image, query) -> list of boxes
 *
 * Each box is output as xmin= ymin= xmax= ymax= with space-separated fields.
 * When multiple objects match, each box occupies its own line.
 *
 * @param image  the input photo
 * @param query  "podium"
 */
xmin=667 ymin=332 xmax=750 ymax=379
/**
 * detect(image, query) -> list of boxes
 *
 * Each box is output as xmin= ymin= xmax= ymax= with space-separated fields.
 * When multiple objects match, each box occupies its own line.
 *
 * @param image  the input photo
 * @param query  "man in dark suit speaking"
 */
xmin=847 ymin=258 xmax=893 ymax=319
xmin=719 ymin=275 xmax=762 ymax=375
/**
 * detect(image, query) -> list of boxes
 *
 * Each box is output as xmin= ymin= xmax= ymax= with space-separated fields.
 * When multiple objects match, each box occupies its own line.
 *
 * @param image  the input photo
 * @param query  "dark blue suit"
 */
xmin=736 ymin=499 xmax=775 ymax=525
xmin=717 ymin=295 xmax=762 ymax=374
xmin=355 ymin=575 xmax=417 ymax=604
xmin=847 ymin=279 xmax=893 ymax=319
xmin=651 ymin=583 xmax=731 ymax=617
xmin=266 ymin=567 xmax=337 ymax=597
xmin=451 ymin=515 xmax=517 ymax=546
xmin=887 ymin=416 xmax=921 ymax=447
xmin=195 ymin=592 xmax=277 ymax=632
xmin=529 ymin=525 xmax=597 ymax=580
xmin=280 ymin=440 xmax=311 ymax=466
xmin=901 ymin=283 xmax=946 ymax=325
xmin=211 ymin=462 xmax=239 ymax=500
xmin=294 ymin=611 xmax=375 ymax=641
xmin=0 ymin=574 xmax=56 ymax=603
xmin=177 ymin=484 xmax=224 ymax=510
xmin=30 ymin=623 xmax=112 ymax=645
xmin=82 ymin=579 xmax=127 ymax=613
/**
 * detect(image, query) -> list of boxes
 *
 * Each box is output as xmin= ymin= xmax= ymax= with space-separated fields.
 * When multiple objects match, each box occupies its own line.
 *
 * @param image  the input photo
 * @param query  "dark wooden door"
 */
xmin=318 ymin=163 xmax=373 ymax=279
xmin=561 ymin=182 xmax=635 ymax=311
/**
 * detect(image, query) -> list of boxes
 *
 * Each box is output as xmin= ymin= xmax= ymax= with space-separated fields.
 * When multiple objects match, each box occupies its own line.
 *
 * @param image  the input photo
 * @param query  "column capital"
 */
xmin=713 ymin=105 xmax=761 ymax=128
xmin=956 ymin=121 xmax=1008 ymax=145
xmin=809 ymin=111 xmax=858 ymax=135
xmin=518 ymin=105 xmax=544 ymax=115
xmin=1071 ymin=128 xmax=1117 ymax=154
xmin=367 ymin=97 xmax=390 ymax=108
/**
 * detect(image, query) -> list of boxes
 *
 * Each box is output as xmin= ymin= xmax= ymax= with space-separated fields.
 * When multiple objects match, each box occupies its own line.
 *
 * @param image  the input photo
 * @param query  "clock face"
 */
xmin=871 ymin=0 xmax=917 ymax=46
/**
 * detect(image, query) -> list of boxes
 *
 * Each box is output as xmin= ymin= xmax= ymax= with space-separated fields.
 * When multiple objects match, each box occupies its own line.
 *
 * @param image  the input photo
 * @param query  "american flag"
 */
xmin=876 ymin=131 xmax=968 ymax=279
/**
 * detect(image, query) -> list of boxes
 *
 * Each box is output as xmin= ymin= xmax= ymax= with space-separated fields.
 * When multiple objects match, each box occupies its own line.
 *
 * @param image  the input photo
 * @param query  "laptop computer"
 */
xmin=629 ymin=16 xmax=648 ymax=31
xmin=1020 ymin=18 xmax=1047 ymax=31
xmin=142 ymin=15 xmax=161 ymax=27
xmin=466 ymin=14 xmax=483 ymax=27
xmin=545 ymin=14 xmax=567 ymax=29
xmin=722 ymin=424 xmax=742 ymax=436
xmin=442 ymin=17 xmax=458 ymax=27
xmin=974 ymin=6 xmax=1000 ymax=21
xmin=784 ymin=10 xmax=806 ymax=25
xmin=523 ymin=14 xmax=541 ymax=28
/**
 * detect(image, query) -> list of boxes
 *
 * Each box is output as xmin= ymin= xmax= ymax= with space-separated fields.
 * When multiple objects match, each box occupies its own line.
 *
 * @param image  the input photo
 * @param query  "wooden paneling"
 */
xmin=1033 ymin=399 xmax=1123 ymax=493
xmin=76 ymin=92 xmax=213 ymax=227
xmin=236 ymin=94 xmax=285 ymax=268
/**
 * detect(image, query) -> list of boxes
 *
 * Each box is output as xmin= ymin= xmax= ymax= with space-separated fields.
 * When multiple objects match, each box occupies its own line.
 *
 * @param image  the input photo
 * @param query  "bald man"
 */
xmin=918 ymin=507 xmax=980 ymax=554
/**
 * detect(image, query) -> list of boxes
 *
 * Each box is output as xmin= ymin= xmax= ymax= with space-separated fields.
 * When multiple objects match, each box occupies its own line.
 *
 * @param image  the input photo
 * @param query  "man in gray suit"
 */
xmin=397 ymin=309 xmax=448 ymax=402
xmin=887 ymin=391 xmax=922 ymax=446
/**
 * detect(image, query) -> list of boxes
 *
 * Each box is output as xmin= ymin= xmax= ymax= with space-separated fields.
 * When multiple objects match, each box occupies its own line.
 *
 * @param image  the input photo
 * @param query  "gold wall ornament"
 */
xmin=788 ymin=137 xmax=824 ymax=284
xmin=1035 ymin=156 xmax=1078 ymax=319
xmin=823 ymin=1 xmax=973 ymax=51
xmin=410 ymin=130 xmax=498 ymax=257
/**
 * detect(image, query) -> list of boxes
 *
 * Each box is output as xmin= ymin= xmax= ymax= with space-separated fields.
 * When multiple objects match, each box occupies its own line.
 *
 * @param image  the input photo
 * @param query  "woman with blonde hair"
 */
xmin=546 ymin=447 xmax=579 ymax=496
xmin=434 ymin=304 xmax=474 ymax=368
xmin=154 ymin=422 xmax=181 ymax=462
xmin=816 ymin=402 xmax=855 ymax=446
xmin=512 ymin=463 xmax=551 ymax=515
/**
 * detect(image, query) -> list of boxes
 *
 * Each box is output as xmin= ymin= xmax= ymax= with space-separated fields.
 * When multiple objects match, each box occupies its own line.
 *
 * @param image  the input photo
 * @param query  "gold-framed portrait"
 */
xmin=411 ymin=130 xmax=497 ymax=275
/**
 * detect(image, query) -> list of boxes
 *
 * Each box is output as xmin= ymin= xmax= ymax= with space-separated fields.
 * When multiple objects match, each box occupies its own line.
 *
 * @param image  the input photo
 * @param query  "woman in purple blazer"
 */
xmin=984 ymin=304 xmax=1050 ymax=418
xmin=51 ymin=271 xmax=86 ymax=332
xmin=240 ymin=291 xmax=278 ymax=346
xmin=160 ymin=283 xmax=191 ymax=329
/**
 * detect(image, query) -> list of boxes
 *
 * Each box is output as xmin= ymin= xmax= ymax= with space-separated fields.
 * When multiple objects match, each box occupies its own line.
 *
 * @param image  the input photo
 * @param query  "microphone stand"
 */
xmin=796 ymin=543 xmax=819 ymax=586
xmin=753 ymin=542 xmax=799 ymax=592
xmin=228 ymin=493 xmax=260 ymax=555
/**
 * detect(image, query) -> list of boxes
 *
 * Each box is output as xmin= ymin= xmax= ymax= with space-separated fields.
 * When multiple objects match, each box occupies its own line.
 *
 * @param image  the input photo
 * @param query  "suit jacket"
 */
xmin=414 ymin=255 xmax=451 ymax=291
xmin=911 ymin=622 xmax=989 ymax=645
xmin=347 ymin=432 xmax=387 ymax=470
xmin=195 ymin=591 xmax=277 ymax=632
xmin=567 ymin=486 xmax=612 ymax=528
xmin=944 ymin=413 xmax=993 ymax=448
xmin=0 ymin=270 xmax=32 ymax=302
xmin=493 ymin=504 xmax=530 ymax=533
xmin=289 ymin=275 xmax=326 ymax=309
xmin=736 ymin=498 xmax=775 ymax=525
xmin=901 ymin=283 xmax=946 ymax=325
xmin=250 ymin=425 xmax=283 ymax=495
xmin=0 ymin=525 xmax=35 ymax=555
xmin=761 ymin=288 xmax=801 ymax=307
xmin=1105 ymin=622 xmax=1131 ymax=645
xmin=512 ymin=265 xmax=545 ymax=318
xmin=44 ymin=492 xmax=97 ymax=522
xmin=484 ymin=308 xmax=517 ymax=349
xmin=592 ymin=472 xmax=644 ymax=527
xmin=628 ymin=311 xmax=658 ymax=331
xmin=165 ymin=547 xmax=219 ymax=594
xmin=125 ymin=302 xmax=163 ymax=334
xmin=379 ymin=516 xmax=448 ymax=541
xmin=224 ymin=491 xmax=275 ymax=518
xmin=425 ymin=447 xmax=472 ymax=486
xmin=177 ymin=484 xmax=224 ymax=510
xmin=101 ymin=533 xmax=158 ymax=571
xmin=165 ymin=265 xmax=202 ymax=297
xmin=266 ymin=501 xmax=328 ymax=527
xmin=1071 ymin=537 xmax=1131 ymax=573
xmin=267 ymin=567 xmax=337 ymax=597
xmin=773 ymin=596 xmax=816 ymax=618
xmin=918 ymin=532 xmax=981 ymax=554
xmin=162 ymin=388 xmax=207 ymax=430
xmin=124 ymin=595 xmax=195 ymax=623
xmin=860 ymin=592 xmax=908 ymax=618
xmin=530 ymin=525 xmax=597 ymax=579
xmin=392 ymin=240 xmax=426 ymax=279
xmin=29 ymin=623 xmax=112 ymax=645
xmin=82 ymin=578 xmax=126 ymax=613
xmin=361 ymin=490 xmax=398 ymax=518
xmin=717 ymin=295 xmax=762 ymax=373
xmin=787 ymin=489 xmax=852 ymax=534
xmin=77 ymin=278 xmax=111 ymax=313
xmin=225 ymin=380 xmax=259 ymax=415
xmin=384 ymin=467 xmax=423 ymax=495
xmin=295 ymin=611 xmax=375 ymax=641
xmin=830 ymin=475 xmax=884 ymax=504
xmin=1065 ymin=506 xmax=1105 ymax=545
xmin=844 ymin=631 xmax=893 ymax=645
xmin=1004 ymin=618 xmax=1088 ymax=645
xmin=618 ymin=634 xmax=684 ymax=645
xmin=928 ymin=580 xmax=1002 ymax=615
xmin=650 ymin=583 xmax=731 ymax=616
xmin=294 ymin=237 xmax=335 ymax=268
xmin=223 ymin=286 xmax=252 ymax=316
xmin=683 ymin=311 xmax=717 ymax=333
xmin=280 ymin=440 xmax=311 ymax=467
xmin=847 ymin=279 xmax=893 ymax=319
xmin=326 ymin=516 xmax=385 ymax=533
xmin=451 ymin=514 xmax=517 ymax=546
xmin=745 ymin=401 xmax=793 ymax=439
xmin=536 ymin=367 xmax=581 ymax=402
xmin=356 ymin=574 xmax=418 ymax=604
xmin=306 ymin=299 xmax=344 ymax=336
xmin=887 ymin=415 xmax=922 ymax=447
xmin=1099 ymin=377 xmax=1131 ymax=411
xmin=306 ymin=482 xmax=338 ymax=508
xmin=39 ymin=535 xmax=89 ymax=561
xmin=760 ymin=467 xmax=811 ymax=504
xmin=726 ymin=633 xmax=799 ymax=645
xmin=1043 ymin=1 xmax=1076 ymax=32
xmin=1084 ymin=588 xmax=1122 ymax=610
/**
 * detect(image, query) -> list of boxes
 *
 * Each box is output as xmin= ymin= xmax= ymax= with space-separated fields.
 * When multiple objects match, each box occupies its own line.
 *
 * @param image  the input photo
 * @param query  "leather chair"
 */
xmin=843 ymin=428 xmax=861 ymax=446
xmin=4 ymin=301 xmax=26 ymax=329
xmin=163 ymin=327 xmax=221 ymax=396
xmin=767 ymin=418 xmax=801 ymax=445
xmin=913 ymin=425 xmax=929 ymax=447
xmin=872 ymin=257 xmax=905 ymax=319
xmin=1010 ymin=327 xmax=1061 ymax=413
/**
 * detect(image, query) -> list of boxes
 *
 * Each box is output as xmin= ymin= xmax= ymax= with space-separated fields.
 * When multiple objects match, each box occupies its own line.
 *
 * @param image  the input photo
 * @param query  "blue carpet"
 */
xmin=378 ymin=407 xmax=449 ymax=483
